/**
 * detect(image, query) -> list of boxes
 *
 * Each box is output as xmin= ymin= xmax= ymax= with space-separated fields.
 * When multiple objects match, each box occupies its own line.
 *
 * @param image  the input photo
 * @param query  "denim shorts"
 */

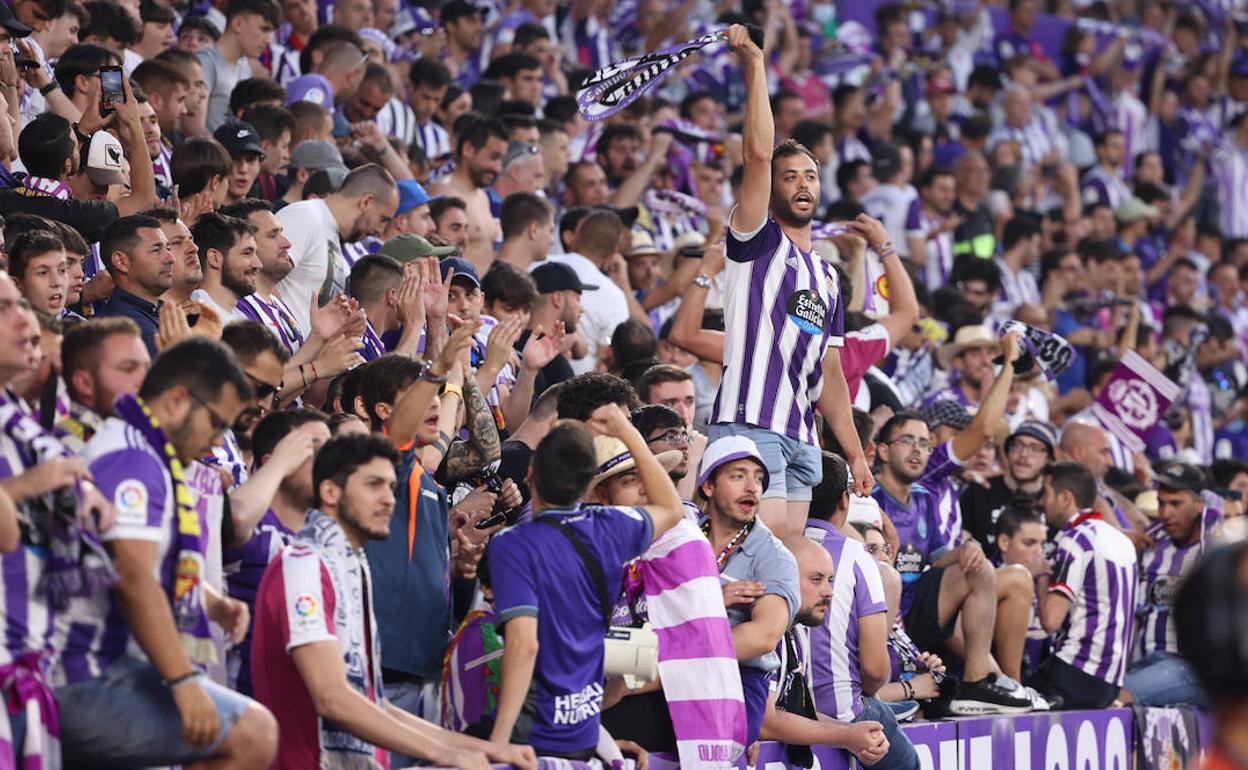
xmin=707 ymin=423 xmax=823 ymax=501
xmin=56 ymin=656 xmax=251 ymax=768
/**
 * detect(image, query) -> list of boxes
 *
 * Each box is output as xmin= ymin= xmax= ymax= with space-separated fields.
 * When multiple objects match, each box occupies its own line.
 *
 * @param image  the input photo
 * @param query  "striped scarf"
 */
xmin=0 ymin=652 xmax=60 ymax=770
xmin=630 ymin=519 xmax=745 ymax=768
xmin=113 ymin=394 xmax=215 ymax=664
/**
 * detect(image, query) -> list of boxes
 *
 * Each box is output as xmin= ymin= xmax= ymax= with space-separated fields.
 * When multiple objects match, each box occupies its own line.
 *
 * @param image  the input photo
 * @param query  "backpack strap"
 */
xmin=534 ymin=516 xmax=612 ymax=630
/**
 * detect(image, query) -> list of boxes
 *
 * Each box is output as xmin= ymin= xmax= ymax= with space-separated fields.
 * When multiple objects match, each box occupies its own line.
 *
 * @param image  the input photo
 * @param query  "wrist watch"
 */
xmin=693 ymin=274 xmax=712 ymax=289
xmin=419 ymin=368 xmax=448 ymax=385
xmin=39 ymin=81 xmax=56 ymax=96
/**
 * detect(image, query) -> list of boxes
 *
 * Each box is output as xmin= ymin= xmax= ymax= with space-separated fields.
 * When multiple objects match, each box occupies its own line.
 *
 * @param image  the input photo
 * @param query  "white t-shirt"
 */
xmin=190 ymin=288 xmax=246 ymax=325
xmin=275 ymin=199 xmax=343 ymax=338
xmin=530 ymin=252 xmax=628 ymax=374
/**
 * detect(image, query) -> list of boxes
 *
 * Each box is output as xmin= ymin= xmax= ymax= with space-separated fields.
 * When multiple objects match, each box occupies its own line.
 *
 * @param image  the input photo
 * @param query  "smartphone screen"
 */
xmin=99 ymin=66 xmax=125 ymax=115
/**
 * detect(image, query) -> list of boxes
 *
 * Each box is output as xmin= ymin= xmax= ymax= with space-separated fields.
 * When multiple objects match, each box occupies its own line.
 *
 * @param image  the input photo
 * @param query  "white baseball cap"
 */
xmin=696 ymin=435 xmax=770 ymax=498
xmin=85 ymin=131 xmax=126 ymax=188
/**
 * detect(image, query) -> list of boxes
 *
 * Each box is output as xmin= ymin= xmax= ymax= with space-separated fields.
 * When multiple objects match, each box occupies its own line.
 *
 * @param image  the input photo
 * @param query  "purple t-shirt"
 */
xmin=804 ymin=519 xmax=887 ymax=720
xmin=918 ymin=440 xmax=967 ymax=546
xmin=61 ymin=417 xmax=178 ymax=684
xmin=871 ymin=483 xmax=947 ymax=615
xmin=223 ymin=509 xmax=295 ymax=694
xmin=487 ymin=505 xmax=652 ymax=754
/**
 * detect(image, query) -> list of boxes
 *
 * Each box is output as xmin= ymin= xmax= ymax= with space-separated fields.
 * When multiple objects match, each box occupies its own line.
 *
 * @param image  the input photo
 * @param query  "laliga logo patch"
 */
xmin=785 ymin=289 xmax=826 ymax=334
xmin=302 ymin=89 xmax=324 ymax=105
xmin=1108 ymin=377 xmax=1158 ymax=430
xmin=294 ymin=593 xmax=318 ymax=618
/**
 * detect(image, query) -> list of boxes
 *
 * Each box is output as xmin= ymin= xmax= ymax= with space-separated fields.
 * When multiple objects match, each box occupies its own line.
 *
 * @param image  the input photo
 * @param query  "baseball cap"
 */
xmin=213 ymin=119 xmax=265 ymax=159
xmin=1155 ymin=462 xmax=1206 ymax=493
xmin=395 ymin=179 xmax=438 ymax=216
xmin=392 ymin=4 xmax=436 ymax=37
xmin=1115 ymin=196 xmax=1159 ymax=224
xmin=85 ymin=130 xmax=127 ymax=187
xmin=696 ymin=435 xmax=770 ymax=499
xmin=303 ymin=167 xmax=347 ymax=197
xmin=871 ymin=144 xmax=902 ymax=181
xmin=922 ymin=399 xmax=972 ymax=431
xmin=591 ymin=203 xmax=639 ymax=228
xmin=284 ymin=74 xmax=334 ymax=107
xmin=531 ymin=262 xmax=597 ymax=294
xmin=0 ymin=4 xmax=31 ymax=37
xmin=378 ymin=233 xmax=456 ymax=262
xmin=927 ymin=74 xmax=956 ymax=96
xmin=1005 ymin=419 xmax=1058 ymax=458
xmin=502 ymin=140 xmax=539 ymax=168
xmin=439 ymin=256 xmax=481 ymax=288
xmin=289 ymin=140 xmax=348 ymax=174
xmin=440 ymin=0 xmax=487 ymax=24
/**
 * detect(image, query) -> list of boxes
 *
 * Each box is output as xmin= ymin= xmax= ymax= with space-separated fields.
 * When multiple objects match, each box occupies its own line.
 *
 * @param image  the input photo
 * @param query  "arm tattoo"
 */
xmin=441 ymin=374 xmax=502 ymax=482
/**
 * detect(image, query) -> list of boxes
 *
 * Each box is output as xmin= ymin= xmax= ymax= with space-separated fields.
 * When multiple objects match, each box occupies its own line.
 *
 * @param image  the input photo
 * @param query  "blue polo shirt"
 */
xmin=364 ymin=447 xmax=451 ymax=682
xmin=487 ymin=504 xmax=652 ymax=754
xmin=97 ymin=288 xmax=161 ymax=356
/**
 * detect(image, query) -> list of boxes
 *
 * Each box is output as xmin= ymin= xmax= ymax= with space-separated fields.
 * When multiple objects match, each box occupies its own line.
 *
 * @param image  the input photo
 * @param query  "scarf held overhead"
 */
xmin=576 ymin=25 xmax=764 ymax=121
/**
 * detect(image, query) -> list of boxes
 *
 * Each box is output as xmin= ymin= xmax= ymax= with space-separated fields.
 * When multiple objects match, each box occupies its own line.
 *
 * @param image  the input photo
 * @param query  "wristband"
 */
xmin=878 ymin=240 xmax=895 ymax=255
xmin=297 ymin=365 xmax=308 ymax=389
xmin=309 ymin=361 xmax=319 ymax=382
xmin=39 ymin=81 xmax=57 ymax=96
xmin=901 ymin=678 xmax=914 ymax=700
xmin=165 ymin=671 xmax=201 ymax=690
xmin=441 ymin=382 xmax=463 ymax=403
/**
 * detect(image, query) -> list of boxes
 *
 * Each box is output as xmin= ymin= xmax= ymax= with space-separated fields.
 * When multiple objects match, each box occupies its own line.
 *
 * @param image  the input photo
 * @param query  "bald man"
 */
xmin=1060 ymin=421 xmax=1146 ymax=535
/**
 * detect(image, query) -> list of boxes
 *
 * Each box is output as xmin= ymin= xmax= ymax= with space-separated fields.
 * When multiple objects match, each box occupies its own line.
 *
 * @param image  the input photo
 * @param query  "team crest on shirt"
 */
xmin=875 ymin=275 xmax=890 ymax=301
xmin=785 ymin=290 xmax=827 ymax=334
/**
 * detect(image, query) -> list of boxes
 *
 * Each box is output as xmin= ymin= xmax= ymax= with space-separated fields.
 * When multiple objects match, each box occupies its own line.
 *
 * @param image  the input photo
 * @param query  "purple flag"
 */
xmin=1092 ymin=350 xmax=1181 ymax=454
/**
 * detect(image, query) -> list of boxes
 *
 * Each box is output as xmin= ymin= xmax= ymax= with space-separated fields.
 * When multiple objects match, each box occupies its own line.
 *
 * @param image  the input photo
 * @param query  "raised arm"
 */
xmin=950 ymin=331 xmax=1018 ymax=460
xmin=728 ymin=24 xmax=771 ymax=235
xmin=667 ymin=238 xmax=726 ymax=362
xmin=589 ymin=403 xmax=684 ymax=538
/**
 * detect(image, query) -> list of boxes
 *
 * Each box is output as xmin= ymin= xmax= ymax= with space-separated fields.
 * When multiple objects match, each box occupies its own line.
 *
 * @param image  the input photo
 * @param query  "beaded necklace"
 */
xmin=702 ymin=517 xmax=755 ymax=572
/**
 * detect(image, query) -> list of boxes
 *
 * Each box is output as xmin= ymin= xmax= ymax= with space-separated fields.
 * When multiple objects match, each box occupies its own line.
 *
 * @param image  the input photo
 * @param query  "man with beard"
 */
xmin=712 ymin=27 xmax=872 ymax=541
xmin=58 ymin=317 xmax=152 ymax=450
xmin=872 ymin=411 xmax=1034 ymax=713
xmin=428 ymin=116 xmax=508 ymax=272
xmin=252 ymin=433 xmax=535 ymax=770
xmin=906 ymin=167 xmax=960 ymax=292
xmin=962 ymin=420 xmax=1058 ymax=556
xmin=596 ymin=125 xmax=641 ymax=189
xmin=516 ymin=262 xmax=585 ymax=396
xmin=148 ymin=208 xmax=204 ymax=306
xmin=698 ymin=434 xmax=799 ymax=746
xmin=1122 ymin=463 xmax=1221 ymax=707
xmin=222 ymin=408 xmax=329 ymax=696
xmin=275 ymin=164 xmax=398 ymax=338
xmin=222 ymin=199 xmax=300 ymax=357
xmin=760 ymin=537 xmax=893 ymax=768
xmin=190 ymin=213 xmax=262 ymax=323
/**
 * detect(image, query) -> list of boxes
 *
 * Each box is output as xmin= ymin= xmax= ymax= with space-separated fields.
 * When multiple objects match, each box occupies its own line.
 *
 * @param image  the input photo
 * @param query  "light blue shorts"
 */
xmin=707 ymin=423 xmax=823 ymax=502
xmin=57 ymin=656 xmax=251 ymax=768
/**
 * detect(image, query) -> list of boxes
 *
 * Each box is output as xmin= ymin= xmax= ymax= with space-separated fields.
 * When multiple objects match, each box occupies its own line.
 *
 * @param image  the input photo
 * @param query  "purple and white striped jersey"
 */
xmin=992 ymin=257 xmax=1041 ymax=321
xmin=57 ymin=417 xmax=180 ymax=685
xmin=1111 ymin=91 xmax=1148 ymax=168
xmin=804 ymin=520 xmax=887 ymax=721
xmin=1136 ymin=498 xmax=1221 ymax=658
xmin=871 ymin=483 xmax=947 ymax=616
xmin=859 ymin=184 xmax=918 ymax=259
xmin=987 ymin=119 xmax=1056 ymax=170
xmin=223 ymin=509 xmax=295 ymax=694
xmin=711 ymin=217 xmax=845 ymax=446
xmin=918 ymin=440 xmax=968 ymax=546
xmin=1212 ymin=140 xmax=1248 ymax=239
xmin=0 ymin=405 xmax=57 ymax=668
xmin=377 ymin=97 xmax=417 ymax=146
xmin=413 ymin=120 xmax=452 ymax=166
xmin=236 ymin=292 xmax=305 ymax=358
xmin=905 ymin=200 xmax=953 ymax=290
xmin=1081 ymin=165 xmax=1131 ymax=211
xmin=1048 ymin=510 xmax=1138 ymax=687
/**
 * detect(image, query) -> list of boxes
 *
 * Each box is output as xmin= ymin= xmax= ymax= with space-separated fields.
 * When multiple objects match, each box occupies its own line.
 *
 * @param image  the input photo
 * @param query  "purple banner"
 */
xmin=1092 ymin=350 xmax=1181 ymax=454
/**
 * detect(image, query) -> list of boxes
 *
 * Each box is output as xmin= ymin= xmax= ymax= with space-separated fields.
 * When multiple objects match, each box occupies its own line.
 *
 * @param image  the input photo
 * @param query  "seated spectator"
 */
xmin=7 ymin=230 xmax=69 ymax=317
xmin=96 ymin=215 xmax=172 ymax=355
xmin=1030 ymin=462 xmax=1138 ymax=709
xmin=961 ymin=420 xmax=1056 ymax=556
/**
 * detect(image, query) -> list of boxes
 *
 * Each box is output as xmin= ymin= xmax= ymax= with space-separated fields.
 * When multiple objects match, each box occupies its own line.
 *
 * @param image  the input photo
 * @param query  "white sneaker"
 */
xmin=1024 ymin=686 xmax=1054 ymax=711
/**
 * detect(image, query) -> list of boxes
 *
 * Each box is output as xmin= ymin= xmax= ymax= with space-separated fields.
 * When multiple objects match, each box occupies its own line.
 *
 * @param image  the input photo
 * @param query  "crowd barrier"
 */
xmin=509 ymin=707 xmax=1209 ymax=770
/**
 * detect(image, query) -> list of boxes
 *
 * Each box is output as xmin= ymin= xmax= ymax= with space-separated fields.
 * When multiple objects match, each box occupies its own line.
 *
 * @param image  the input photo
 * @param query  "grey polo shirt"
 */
xmin=714 ymin=515 xmax=799 ymax=673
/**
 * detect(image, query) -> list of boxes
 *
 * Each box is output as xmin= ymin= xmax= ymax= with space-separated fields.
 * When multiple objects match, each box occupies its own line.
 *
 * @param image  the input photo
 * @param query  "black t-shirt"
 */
xmin=0 ymin=192 xmax=119 ymax=244
xmin=515 ymin=329 xmax=574 ymax=402
xmin=498 ymin=440 xmax=535 ymax=507
xmin=960 ymin=476 xmax=1041 ymax=558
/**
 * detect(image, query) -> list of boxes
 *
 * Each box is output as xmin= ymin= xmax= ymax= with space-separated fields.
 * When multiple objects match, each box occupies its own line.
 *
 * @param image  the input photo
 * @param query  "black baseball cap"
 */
xmin=213 ymin=119 xmax=265 ymax=159
xmin=440 ymin=0 xmax=487 ymax=24
xmin=532 ymin=262 xmax=597 ymax=294
xmin=0 ymin=5 xmax=32 ymax=37
xmin=1155 ymin=462 xmax=1206 ymax=494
